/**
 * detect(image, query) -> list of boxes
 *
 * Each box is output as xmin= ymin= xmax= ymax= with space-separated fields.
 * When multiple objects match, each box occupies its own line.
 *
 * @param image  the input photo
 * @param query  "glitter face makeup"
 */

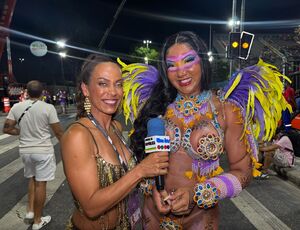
xmin=166 ymin=50 xmax=200 ymax=72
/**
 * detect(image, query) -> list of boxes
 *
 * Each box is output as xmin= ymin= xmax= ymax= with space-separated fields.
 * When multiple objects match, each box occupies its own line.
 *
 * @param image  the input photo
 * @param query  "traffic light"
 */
xmin=228 ymin=32 xmax=241 ymax=59
xmin=239 ymin=31 xmax=254 ymax=60
xmin=227 ymin=31 xmax=254 ymax=60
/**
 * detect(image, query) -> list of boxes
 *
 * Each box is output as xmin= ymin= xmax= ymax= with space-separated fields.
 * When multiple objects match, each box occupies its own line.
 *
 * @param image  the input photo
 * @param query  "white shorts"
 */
xmin=21 ymin=153 xmax=56 ymax=181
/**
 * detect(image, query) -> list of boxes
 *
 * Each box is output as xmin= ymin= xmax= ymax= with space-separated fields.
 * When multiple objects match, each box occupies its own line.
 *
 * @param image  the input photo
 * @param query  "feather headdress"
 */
xmin=117 ymin=58 xmax=159 ymax=124
xmin=223 ymin=58 xmax=292 ymax=142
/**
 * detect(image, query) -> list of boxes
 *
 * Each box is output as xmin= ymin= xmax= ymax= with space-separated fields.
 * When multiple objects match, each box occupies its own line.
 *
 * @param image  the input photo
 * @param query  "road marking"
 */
xmin=0 ymin=133 xmax=11 ymax=140
xmin=0 ymin=138 xmax=58 ymax=184
xmin=0 ymin=139 xmax=19 ymax=155
xmin=68 ymin=114 xmax=76 ymax=119
xmin=231 ymin=190 xmax=291 ymax=230
xmin=0 ymin=160 xmax=66 ymax=230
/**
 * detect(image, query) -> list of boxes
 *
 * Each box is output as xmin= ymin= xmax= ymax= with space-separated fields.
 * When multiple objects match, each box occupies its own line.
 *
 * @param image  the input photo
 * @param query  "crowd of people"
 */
xmin=2 ymin=30 xmax=299 ymax=230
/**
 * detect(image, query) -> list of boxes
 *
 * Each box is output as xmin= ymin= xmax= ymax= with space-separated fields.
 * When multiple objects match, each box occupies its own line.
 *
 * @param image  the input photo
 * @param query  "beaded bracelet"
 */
xmin=193 ymin=173 xmax=242 ymax=209
xmin=209 ymin=173 xmax=242 ymax=199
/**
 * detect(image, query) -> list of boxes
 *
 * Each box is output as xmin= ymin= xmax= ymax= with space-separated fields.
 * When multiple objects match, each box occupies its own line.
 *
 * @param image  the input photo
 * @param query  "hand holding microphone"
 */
xmin=145 ymin=117 xmax=170 ymax=191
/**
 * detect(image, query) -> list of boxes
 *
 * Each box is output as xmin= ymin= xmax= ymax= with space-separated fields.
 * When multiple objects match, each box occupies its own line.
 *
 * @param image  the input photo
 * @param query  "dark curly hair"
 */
xmin=130 ymin=31 xmax=212 ymax=161
xmin=76 ymin=53 xmax=118 ymax=119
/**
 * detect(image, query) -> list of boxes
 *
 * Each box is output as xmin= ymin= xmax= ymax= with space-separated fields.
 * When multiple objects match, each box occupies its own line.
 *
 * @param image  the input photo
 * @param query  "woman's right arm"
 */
xmin=61 ymin=125 xmax=169 ymax=218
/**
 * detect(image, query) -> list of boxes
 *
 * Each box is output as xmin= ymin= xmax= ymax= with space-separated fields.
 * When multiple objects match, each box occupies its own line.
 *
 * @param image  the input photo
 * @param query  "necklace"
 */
xmin=166 ymin=90 xmax=212 ymax=129
xmin=87 ymin=113 xmax=129 ymax=172
xmin=175 ymin=91 xmax=210 ymax=117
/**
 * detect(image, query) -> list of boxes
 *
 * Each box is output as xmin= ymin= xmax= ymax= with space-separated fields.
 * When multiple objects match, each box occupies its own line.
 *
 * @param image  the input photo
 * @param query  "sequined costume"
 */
xmin=143 ymin=90 xmax=241 ymax=229
xmin=66 ymin=122 xmax=136 ymax=230
xmin=118 ymin=58 xmax=292 ymax=230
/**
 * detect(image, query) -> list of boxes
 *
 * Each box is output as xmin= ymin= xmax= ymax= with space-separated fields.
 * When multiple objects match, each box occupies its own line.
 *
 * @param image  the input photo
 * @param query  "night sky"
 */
xmin=2 ymin=0 xmax=300 ymax=85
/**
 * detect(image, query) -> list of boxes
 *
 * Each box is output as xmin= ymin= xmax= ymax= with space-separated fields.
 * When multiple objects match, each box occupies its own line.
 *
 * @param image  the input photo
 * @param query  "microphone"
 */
xmin=145 ymin=117 xmax=170 ymax=191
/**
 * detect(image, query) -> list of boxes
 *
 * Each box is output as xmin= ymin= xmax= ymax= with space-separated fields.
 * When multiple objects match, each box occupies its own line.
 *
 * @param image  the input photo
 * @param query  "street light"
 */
xmin=59 ymin=52 xmax=67 ymax=58
xmin=58 ymin=52 xmax=67 ymax=87
xmin=143 ymin=40 xmax=152 ymax=64
xmin=228 ymin=18 xmax=240 ymax=30
xmin=144 ymin=56 xmax=149 ymax=64
xmin=56 ymin=39 xmax=67 ymax=86
xmin=207 ymin=51 xmax=213 ymax=62
xmin=56 ymin=40 xmax=66 ymax=48
xmin=143 ymin=40 xmax=152 ymax=49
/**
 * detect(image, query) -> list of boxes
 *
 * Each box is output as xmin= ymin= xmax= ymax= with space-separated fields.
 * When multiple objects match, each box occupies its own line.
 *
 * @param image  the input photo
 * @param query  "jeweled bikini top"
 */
xmin=165 ymin=90 xmax=225 ymax=161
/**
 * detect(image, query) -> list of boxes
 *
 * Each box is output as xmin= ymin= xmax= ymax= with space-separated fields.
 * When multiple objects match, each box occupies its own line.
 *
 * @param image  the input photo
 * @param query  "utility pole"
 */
xmin=209 ymin=25 xmax=212 ymax=51
xmin=240 ymin=0 xmax=246 ymax=33
xmin=239 ymin=0 xmax=246 ymax=69
xmin=229 ymin=0 xmax=237 ymax=77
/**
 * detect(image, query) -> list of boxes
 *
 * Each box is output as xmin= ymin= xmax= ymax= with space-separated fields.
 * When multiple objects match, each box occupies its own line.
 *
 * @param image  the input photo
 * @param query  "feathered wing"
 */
xmin=223 ymin=58 xmax=292 ymax=142
xmin=222 ymin=59 xmax=292 ymax=176
xmin=117 ymin=58 xmax=159 ymax=125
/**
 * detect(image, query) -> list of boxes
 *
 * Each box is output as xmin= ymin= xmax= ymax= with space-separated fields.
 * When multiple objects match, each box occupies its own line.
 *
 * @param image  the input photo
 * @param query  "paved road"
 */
xmin=0 ymin=112 xmax=300 ymax=229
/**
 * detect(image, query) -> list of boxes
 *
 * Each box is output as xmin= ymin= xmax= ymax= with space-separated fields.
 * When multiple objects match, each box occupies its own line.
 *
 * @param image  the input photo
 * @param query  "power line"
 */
xmin=98 ymin=0 xmax=127 ymax=50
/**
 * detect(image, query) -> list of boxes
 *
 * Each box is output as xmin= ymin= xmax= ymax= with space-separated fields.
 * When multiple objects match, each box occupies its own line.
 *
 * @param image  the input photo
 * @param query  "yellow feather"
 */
xmin=212 ymin=166 xmax=224 ymax=177
xmin=224 ymin=73 xmax=242 ymax=99
xmin=197 ymin=176 xmax=207 ymax=183
xmin=253 ymin=168 xmax=262 ymax=177
xmin=117 ymin=57 xmax=127 ymax=68
xmin=184 ymin=171 xmax=193 ymax=180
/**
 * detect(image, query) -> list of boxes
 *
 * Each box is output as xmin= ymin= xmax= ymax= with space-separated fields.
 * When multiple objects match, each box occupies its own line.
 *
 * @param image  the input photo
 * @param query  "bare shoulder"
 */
xmin=211 ymin=91 xmax=223 ymax=110
xmin=61 ymin=119 xmax=94 ymax=156
xmin=223 ymin=100 xmax=244 ymax=129
xmin=63 ymin=121 xmax=88 ymax=140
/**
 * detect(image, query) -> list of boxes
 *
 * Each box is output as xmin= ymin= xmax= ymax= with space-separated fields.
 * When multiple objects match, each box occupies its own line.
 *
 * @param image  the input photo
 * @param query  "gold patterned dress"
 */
xmin=66 ymin=122 xmax=137 ymax=230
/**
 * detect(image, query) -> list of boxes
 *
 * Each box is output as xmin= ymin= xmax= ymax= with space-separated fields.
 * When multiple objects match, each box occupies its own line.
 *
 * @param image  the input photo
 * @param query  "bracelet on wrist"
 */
xmin=193 ymin=181 xmax=219 ymax=209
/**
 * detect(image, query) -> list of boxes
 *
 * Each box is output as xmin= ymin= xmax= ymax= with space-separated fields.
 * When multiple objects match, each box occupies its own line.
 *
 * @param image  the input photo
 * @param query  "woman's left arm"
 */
xmin=190 ymin=103 xmax=252 ymax=210
xmin=223 ymin=102 xmax=253 ymax=188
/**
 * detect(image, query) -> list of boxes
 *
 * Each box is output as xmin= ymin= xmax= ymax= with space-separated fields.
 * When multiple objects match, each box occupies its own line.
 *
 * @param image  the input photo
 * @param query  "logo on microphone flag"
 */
xmin=145 ymin=136 xmax=170 ymax=153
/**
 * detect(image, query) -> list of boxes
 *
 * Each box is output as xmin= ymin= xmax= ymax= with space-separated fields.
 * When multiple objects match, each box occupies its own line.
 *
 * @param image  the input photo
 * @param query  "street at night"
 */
xmin=1 ymin=0 xmax=300 ymax=229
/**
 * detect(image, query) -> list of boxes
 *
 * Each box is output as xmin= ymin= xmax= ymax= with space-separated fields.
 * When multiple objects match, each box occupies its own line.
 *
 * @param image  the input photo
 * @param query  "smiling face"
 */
xmin=166 ymin=43 xmax=202 ymax=96
xmin=81 ymin=62 xmax=123 ymax=116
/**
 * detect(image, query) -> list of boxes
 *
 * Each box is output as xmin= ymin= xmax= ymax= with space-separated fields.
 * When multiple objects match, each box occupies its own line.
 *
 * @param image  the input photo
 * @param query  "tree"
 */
xmin=130 ymin=46 xmax=159 ymax=65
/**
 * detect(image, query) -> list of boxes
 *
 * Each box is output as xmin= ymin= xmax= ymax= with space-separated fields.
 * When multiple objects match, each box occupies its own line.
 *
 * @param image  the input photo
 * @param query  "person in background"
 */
xmin=19 ymin=89 xmax=28 ymax=102
xmin=130 ymin=31 xmax=254 ymax=229
xmin=282 ymin=81 xmax=296 ymax=131
xmin=283 ymin=81 xmax=296 ymax=111
xmin=41 ymin=90 xmax=51 ymax=104
xmin=258 ymin=130 xmax=294 ymax=179
xmin=61 ymin=54 xmax=169 ymax=230
xmin=57 ymin=90 xmax=67 ymax=114
xmin=295 ymin=89 xmax=300 ymax=114
xmin=3 ymin=80 xmax=63 ymax=230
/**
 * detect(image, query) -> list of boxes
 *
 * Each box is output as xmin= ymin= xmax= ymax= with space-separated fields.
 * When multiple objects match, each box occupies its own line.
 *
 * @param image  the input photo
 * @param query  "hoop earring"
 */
xmin=84 ymin=97 xmax=91 ymax=114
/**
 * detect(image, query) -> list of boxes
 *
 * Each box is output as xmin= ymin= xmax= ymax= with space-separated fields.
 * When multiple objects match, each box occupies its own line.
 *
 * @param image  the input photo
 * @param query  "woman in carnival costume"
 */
xmin=61 ymin=54 xmax=169 ymax=230
xmin=119 ymin=31 xmax=291 ymax=229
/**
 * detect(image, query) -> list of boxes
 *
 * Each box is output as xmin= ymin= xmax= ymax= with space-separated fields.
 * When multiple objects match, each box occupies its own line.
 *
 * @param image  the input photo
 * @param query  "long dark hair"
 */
xmin=130 ymin=31 xmax=212 ymax=161
xmin=76 ymin=53 xmax=118 ymax=119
